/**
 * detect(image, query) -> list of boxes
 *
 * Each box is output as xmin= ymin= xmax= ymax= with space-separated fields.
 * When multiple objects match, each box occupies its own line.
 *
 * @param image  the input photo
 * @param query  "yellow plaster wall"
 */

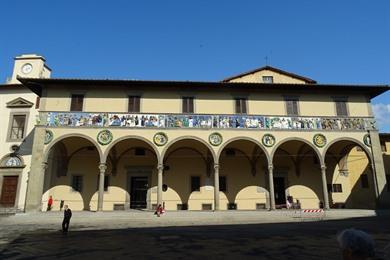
xmin=227 ymin=69 xmax=307 ymax=84
xmin=43 ymin=87 xmax=372 ymax=117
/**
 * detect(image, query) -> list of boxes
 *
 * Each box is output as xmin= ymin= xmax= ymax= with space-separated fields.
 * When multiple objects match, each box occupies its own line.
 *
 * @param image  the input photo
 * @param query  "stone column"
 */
xmin=368 ymin=130 xmax=389 ymax=207
xmin=25 ymin=127 xmax=47 ymax=212
xmin=268 ymin=164 xmax=276 ymax=210
xmin=321 ymin=165 xmax=330 ymax=210
xmin=97 ymin=163 xmax=107 ymax=211
xmin=157 ymin=164 xmax=163 ymax=206
xmin=214 ymin=163 xmax=220 ymax=211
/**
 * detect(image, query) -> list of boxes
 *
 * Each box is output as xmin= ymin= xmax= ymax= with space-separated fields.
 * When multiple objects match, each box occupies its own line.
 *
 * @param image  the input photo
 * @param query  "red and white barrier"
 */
xmin=302 ymin=209 xmax=324 ymax=213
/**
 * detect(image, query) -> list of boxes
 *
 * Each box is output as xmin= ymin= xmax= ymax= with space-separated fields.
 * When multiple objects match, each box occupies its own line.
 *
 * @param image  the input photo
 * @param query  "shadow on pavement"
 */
xmin=1 ymin=215 xmax=390 ymax=259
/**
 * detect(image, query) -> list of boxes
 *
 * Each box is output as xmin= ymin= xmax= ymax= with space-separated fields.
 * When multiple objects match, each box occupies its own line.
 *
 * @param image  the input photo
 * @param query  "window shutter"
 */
xmin=235 ymin=98 xmax=247 ymax=114
xmin=241 ymin=99 xmax=247 ymax=114
xmin=286 ymin=100 xmax=294 ymax=115
xmin=71 ymin=94 xmax=84 ymax=111
xmin=341 ymin=102 xmax=347 ymax=116
xmin=182 ymin=97 xmax=194 ymax=113
xmin=235 ymin=99 xmax=241 ymax=113
xmin=128 ymin=96 xmax=134 ymax=112
xmin=182 ymin=98 xmax=188 ymax=113
xmin=188 ymin=97 xmax=194 ymax=113
xmin=128 ymin=96 xmax=140 ymax=112
xmin=336 ymin=101 xmax=348 ymax=116
xmin=134 ymin=96 xmax=140 ymax=112
xmin=286 ymin=99 xmax=299 ymax=116
xmin=292 ymin=100 xmax=298 ymax=115
xmin=35 ymin=97 xmax=40 ymax=109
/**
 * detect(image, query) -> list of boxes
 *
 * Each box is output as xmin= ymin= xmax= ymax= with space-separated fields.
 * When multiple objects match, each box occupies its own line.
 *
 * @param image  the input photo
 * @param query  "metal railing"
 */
xmin=36 ymin=111 xmax=376 ymax=131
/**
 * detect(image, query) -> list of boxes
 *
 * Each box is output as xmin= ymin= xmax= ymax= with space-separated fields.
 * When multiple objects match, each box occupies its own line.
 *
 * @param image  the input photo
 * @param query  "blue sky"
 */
xmin=1 ymin=1 xmax=389 ymax=131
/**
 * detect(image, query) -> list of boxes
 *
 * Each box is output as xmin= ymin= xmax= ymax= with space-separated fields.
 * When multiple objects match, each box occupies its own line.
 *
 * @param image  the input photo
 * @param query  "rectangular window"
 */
xmin=182 ymin=97 xmax=194 ymax=113
xmin=335 ymin=99 xmax=348 ymax=117
xmin=360 ymin=174 xmax=369 ymax=188
xmin=128 ymin=96 xmax=141 ymax=112
xmin=70 ymin=94 xmax=84 ymax=111
xmin=332 ymin=184 xmax=343 ymax=193
xmin=96 ymin=175 xmax=109 ymax=191
xmin=9 ymin=115 xmax=26 ymax=140
xmin=262 ymin=76 xmax=274 ymax=83
xmin=285 ymin=98 xmax=299 ymax=116
xmin=191 ymin=176 xmax=200 ymax=192
xmin=219 ymin=176 xmax=227 ymax=192
xmin=71 ymin=175 xmax=83 ymax=192
xmin=35 ymin=96 xmax=40 ymax=109
xmin=235 ymin=98 xmax=247 ymax=114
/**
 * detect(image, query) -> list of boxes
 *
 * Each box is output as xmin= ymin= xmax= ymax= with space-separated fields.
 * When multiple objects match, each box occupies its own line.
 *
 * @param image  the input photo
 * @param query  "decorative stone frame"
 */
xmin=0 ymin=154 xmax=25 ymax=209
xmin=209 ymin=132 xmax=223 ymax=146
xmin=313 ymin=134 xmax=327 ymax=148
xmin=153 ymin=132 xmax=168 ymax=146
xmin=6 ymin=111 xmax=30 ymax=143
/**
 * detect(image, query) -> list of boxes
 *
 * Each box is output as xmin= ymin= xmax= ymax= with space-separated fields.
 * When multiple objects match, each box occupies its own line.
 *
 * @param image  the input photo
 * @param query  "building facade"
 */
xmin=0 ymin=54 xmax=50 ymax=211
xmin=1 ymin=55 xmax=389 ymax=212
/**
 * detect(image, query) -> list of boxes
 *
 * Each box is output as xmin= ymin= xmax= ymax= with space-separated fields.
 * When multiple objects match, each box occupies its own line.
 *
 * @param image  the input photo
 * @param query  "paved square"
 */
xmin=1 ymin=210 xmax=389 ymax=259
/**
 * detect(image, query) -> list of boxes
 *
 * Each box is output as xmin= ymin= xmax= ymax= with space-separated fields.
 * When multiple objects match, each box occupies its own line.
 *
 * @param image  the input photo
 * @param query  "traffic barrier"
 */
xmin=292 ymin=209 xmax=325 ymax=221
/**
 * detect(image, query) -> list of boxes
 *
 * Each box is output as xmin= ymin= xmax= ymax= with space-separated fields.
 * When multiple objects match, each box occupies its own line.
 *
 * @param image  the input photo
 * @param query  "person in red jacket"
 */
xmin=47 ymin=196 xmax=53 ymax=211
xmin=155 ymin=204 xmax=165 ymax=217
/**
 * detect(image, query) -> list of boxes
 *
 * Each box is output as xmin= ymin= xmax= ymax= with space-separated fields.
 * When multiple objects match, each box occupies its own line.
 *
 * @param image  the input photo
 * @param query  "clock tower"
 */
xmin=7 ymin=54 xmax=51 ymax=84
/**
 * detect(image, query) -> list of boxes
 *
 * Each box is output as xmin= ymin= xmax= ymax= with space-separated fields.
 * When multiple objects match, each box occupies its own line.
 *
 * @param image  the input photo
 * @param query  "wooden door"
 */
xmin=0 ymin=176 xmax=18 ymax=207
xmin=130 ymin=177 xmax=148 ymax=209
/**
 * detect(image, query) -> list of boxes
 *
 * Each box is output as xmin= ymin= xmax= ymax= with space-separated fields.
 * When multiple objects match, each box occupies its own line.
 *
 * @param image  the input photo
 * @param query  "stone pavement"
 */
xmin=0 ymin=210 xmax=390 ymax=259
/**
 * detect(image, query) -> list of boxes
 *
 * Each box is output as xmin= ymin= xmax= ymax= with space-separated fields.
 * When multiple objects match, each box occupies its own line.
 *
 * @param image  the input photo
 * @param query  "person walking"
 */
xmin=62 ymin=205 xmax=72 ymax=233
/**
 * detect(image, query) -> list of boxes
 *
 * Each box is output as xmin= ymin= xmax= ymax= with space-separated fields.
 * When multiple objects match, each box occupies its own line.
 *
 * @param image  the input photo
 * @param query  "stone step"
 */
xmin=0 ymin=207 xmax=21 ymax=215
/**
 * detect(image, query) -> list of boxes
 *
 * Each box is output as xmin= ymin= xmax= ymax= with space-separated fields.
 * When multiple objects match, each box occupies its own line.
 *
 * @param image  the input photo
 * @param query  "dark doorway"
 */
xmin=130 ymin=177 xmax=148 ymax=209
xmin=0 ymin=176 xmax=18 ymax=207
xmin=274 ymin=177 xmax=286 ymax=206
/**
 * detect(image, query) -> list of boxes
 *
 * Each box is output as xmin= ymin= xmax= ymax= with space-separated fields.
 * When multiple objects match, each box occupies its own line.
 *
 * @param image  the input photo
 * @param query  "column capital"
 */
xmin=157 ymin=164 xmax=164 ymax=171
xmin=268 ymin=164 xmax=273 ymax=171
xmin=41 ymin=162 xmax=48 ymax=170
xmin=321 ymin=165 xmax=327 ymax=171
xmin=214 ymin=163 xmax=219 ymax=170
xmin=99 ymin=163 xmax=107 ymax=173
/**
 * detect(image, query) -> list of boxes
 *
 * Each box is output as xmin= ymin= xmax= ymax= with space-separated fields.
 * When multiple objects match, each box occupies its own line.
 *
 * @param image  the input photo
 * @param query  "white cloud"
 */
xmin=372 ymin=103 xmax=390 ymax=132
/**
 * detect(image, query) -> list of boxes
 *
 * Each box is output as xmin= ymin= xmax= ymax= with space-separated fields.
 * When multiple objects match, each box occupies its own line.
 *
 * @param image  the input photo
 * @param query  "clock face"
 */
xmin=21 ymin=63 xmax=33 ymax=74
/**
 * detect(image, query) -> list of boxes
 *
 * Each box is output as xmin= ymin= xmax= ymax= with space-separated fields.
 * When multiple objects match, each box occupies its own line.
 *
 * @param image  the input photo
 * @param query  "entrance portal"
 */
xmin=274 ymin=177 xmax=286 ymax=206
xmin=130 ymin=177 xmax=148 ymax=209
xmin=0 ymin=176 xmax=18 ymax=207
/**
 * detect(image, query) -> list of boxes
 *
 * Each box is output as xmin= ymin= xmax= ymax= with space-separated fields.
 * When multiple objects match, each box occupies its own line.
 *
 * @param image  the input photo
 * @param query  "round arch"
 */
xmin=43 ymin=133 xmax=103 ymax=163
xmin=0 ymin=153 xmax=25 ymax=167
xmin=102 ymin=135 xmax=161 ymax=164
xmin=270 ymin=137 xmax=323 ymax=165
xmin=217 ymin=136 xmax=271 ymax=164
xmin=322 ymin=137 xmax=373 ymax=163
xmin=160 ymin=136 xmax=217 ymax=163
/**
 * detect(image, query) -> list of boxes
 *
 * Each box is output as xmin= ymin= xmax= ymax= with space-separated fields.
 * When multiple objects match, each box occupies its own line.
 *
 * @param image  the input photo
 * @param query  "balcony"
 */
xmin=36 ymin=111 xmax=376 ymax=131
